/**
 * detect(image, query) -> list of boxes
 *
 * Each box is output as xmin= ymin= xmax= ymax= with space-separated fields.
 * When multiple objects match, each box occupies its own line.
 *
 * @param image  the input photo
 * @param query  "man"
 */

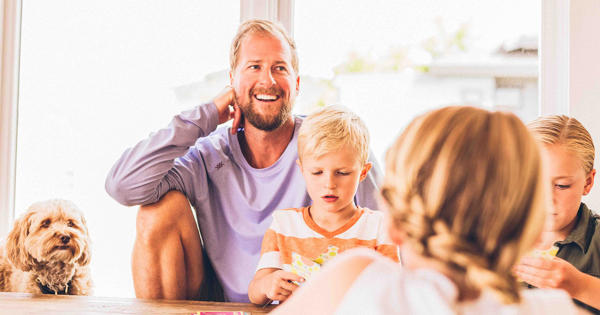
xmin=105 ymin=19 xmax=380 ymax=303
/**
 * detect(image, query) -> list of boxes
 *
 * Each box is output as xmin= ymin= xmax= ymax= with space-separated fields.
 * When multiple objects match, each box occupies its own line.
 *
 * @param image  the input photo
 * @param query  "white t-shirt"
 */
xmin=334 ymin=249 xmax=577 ymax=315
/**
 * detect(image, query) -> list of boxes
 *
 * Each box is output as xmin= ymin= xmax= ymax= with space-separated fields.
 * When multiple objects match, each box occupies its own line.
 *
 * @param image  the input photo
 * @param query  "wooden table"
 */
xmin=0 ymin=292 xmax=275 ymax=314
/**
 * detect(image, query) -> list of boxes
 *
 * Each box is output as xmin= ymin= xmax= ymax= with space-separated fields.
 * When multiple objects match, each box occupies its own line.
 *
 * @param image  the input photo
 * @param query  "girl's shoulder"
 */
xmin=358 ymin=207 xmax=385 ymax=220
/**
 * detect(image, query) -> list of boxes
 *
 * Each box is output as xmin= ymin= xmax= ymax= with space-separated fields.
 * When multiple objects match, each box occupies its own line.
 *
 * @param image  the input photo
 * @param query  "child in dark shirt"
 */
xmin=515 ymin=115 xmax=600 ymax=313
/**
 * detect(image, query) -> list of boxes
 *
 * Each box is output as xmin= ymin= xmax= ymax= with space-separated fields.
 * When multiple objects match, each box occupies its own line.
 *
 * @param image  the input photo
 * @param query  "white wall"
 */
xmin=569 ymin=0 xmax=600 ymax=210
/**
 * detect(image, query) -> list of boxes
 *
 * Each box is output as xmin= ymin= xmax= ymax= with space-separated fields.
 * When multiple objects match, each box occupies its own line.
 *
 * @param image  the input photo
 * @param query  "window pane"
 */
xmin=15 ymin=0 xmax=239 ymax=297
xmin=294 ymin=0 xmax=540 ymax=163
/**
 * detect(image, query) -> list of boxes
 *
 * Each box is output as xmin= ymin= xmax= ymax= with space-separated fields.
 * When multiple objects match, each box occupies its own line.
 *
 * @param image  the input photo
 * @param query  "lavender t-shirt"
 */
xmin=105 ymin=102 xmax=381 ymax=302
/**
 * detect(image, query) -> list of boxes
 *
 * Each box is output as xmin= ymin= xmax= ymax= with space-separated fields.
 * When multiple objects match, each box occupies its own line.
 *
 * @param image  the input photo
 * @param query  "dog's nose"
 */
xmin=60 ymin=235 xmax=71 ymax=244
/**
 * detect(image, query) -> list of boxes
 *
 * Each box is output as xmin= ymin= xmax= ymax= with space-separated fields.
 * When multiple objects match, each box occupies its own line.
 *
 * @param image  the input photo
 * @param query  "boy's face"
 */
xmin=298 ymin=144 xmax=372 ymax=214
xmin=541 ymin=144 xmax=595 ymax=234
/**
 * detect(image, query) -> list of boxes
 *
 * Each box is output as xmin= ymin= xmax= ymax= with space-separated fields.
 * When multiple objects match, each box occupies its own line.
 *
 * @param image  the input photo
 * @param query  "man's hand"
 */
xmin=262 ymin=270 xmax=304 ymax=302
xmin=514 ymin=255 xmax=583 ymax=296
xmin=213 ymin=86 xmax=243 ymax=134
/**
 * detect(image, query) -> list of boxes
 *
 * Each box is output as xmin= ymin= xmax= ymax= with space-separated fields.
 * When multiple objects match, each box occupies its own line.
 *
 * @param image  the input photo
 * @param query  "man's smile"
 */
xmin=254 ymin=94 xmax=280 ymax=102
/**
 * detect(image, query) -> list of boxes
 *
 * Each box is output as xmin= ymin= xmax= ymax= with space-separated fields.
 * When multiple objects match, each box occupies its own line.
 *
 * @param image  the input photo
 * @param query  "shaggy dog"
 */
xmin=0 ymin=199 xmax=92 ymax=295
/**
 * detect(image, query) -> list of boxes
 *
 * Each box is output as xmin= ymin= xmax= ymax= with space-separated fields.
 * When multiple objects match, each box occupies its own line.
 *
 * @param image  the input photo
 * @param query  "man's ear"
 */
xmin=229 ymin=71 xmax=234 ymax=85
xmin=359 ymin=162 xmax=373 ymax=182
xmin=583 ymin=169 xmax=596 ymax=195
xmin=296 ymin=75 xmax=300 ymax=93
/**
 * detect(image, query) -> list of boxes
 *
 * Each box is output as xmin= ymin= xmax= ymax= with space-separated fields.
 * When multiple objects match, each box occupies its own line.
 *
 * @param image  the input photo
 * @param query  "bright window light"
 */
xmin=15 ymin=0 xmax=239 ymax=297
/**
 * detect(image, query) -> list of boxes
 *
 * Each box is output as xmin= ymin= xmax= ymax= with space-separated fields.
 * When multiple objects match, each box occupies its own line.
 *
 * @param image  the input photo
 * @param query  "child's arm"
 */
xmin=574 ymin=272 xmax=600 ymax=310
xmin=515 ymin=255 xmax=600 ymax=310
xmin=248 ymin=268 xmax=304 ymax=305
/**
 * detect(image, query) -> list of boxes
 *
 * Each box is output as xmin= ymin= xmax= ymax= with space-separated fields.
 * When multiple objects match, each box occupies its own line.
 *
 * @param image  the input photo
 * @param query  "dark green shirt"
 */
xmin=555 ymin=202 xmax=600 ymax=314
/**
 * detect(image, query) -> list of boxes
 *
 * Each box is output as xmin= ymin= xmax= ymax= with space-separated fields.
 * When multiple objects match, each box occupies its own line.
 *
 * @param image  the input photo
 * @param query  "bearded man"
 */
xmin=105 ymin=19 xmax=380 ymax=303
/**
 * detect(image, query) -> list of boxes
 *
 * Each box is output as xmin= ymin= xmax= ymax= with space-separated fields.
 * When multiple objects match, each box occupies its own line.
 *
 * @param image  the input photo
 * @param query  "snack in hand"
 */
xmin=283 ymin=246 xmax=340 ymax=285
xmin=531 ymin=245 xmax=559 ymax=258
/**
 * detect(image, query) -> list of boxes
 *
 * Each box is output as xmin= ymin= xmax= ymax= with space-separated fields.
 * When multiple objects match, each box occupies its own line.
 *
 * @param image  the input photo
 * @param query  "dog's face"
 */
xmin=6 ymin=199 xmax=91 ymax=271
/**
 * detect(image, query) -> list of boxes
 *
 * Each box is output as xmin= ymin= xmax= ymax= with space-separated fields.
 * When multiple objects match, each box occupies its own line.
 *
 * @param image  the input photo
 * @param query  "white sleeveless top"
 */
xmin=334 ymin=249 xmax=577 ymax=315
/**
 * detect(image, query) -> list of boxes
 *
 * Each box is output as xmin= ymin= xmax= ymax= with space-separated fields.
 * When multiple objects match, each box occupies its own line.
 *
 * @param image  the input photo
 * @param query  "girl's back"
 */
xmin=335 ymin=249 xmax=576 ymax=315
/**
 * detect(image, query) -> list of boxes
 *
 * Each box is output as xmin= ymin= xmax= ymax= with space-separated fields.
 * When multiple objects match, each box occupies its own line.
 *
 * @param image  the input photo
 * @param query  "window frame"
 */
xmin=240 ymin=0 xmax=294 ymax=35
xmin=539 ymin=0 xmax=600 ymax=207
xmin=1 ymin=0 xmax=598 ymax=235
xmin=0 ymin=0 xmax=21 ymax=235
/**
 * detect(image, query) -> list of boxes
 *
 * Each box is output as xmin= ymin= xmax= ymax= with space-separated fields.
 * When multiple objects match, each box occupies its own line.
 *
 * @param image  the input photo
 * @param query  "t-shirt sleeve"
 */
xmin=256 ymin=214 xmax=282 ymax=271
xmin=105 ymin=102 xmax=218 ymax=206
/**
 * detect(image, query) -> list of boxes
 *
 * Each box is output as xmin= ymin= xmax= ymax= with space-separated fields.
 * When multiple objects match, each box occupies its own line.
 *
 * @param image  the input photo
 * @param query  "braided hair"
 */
xmin=381 ymin=106 xmax=546 ymax=304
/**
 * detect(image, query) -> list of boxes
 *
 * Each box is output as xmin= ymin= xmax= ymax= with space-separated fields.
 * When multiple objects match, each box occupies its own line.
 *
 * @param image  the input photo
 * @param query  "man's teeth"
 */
xmin=255 ymin=94 xmax=277 ymax=101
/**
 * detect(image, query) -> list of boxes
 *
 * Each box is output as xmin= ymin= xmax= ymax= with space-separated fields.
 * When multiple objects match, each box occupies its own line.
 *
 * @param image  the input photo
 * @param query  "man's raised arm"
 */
xmin=105 ymin=87 xmax=240 ymax=206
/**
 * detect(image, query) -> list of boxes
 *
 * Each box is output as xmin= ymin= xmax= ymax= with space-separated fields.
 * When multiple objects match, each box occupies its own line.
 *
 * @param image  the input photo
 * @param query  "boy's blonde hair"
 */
xmin=230 ymin=19 xmax=298 ymax=73
xmin=298 ymin=106 xmax=370 ymax=165
xmin=528 ymin=115 xmax=595 ymax=174
xmin=381 ymin=106 xmax=546 ymax=304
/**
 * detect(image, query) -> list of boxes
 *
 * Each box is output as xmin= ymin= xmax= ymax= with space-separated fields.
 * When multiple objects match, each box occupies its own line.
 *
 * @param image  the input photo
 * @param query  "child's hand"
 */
xmin=514 ymin=255 xmax=583 ymax=296
xmin=263 ymin=270 xmax=305 ymax=302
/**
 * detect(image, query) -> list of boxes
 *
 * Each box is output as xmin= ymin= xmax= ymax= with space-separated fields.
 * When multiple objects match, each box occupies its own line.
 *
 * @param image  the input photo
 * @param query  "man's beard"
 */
xmin=237 ymin=86 xmax=292 ymax=131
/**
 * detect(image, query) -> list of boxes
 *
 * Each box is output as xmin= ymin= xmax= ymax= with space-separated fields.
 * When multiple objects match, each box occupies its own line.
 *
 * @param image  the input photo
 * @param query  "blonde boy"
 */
xmin=247 ymin=106 xmax=398 ymax=305
xmin=515 ymin=115 xmax=600 ymax=313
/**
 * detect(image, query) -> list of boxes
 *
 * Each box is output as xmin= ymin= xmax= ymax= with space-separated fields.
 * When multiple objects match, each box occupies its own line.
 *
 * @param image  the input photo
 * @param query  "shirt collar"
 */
xmin=555 ymin=203 xmax=592 ymax=253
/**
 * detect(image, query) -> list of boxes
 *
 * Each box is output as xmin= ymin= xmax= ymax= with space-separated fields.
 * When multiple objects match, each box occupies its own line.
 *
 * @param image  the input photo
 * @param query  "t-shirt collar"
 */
xmin=555 ymin=203 xmax=592 ymax=253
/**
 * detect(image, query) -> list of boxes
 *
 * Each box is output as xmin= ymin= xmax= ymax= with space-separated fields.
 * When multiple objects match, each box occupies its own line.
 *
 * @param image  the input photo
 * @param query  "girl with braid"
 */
xmin=272 ymin=106 xmax=580 ymax=314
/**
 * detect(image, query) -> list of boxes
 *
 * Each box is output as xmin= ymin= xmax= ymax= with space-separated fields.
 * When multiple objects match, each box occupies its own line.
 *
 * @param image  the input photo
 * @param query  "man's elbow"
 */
xmin=104 ymin=175 xmax=147 ymax=206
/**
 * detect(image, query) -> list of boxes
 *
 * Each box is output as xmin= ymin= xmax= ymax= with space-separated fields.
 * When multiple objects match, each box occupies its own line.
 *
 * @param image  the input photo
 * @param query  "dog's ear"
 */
xmin=76 ymin=214 xmax=91 ymax=266
xmin=6 ymin=211 xmax=37 ymax=271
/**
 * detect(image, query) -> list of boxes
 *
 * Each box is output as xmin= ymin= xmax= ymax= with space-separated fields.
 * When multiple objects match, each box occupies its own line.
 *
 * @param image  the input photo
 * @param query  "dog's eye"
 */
xmin=41 ymin=219 xmax=51 ymax=228
xmin=67 ymin=220 xmax=75 ymax=227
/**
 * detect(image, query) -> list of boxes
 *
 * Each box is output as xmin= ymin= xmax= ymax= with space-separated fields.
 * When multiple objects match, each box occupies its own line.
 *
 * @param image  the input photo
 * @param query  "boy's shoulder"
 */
xmin=581 ymin=203 xmax=600 ymax=228
xmin=360 ymin=207 xmax=384 ymax=218
xmin=271 ymin=207 xmax=306 ymax=221
xmin=273 ymin=207 xmax=305 ymax=214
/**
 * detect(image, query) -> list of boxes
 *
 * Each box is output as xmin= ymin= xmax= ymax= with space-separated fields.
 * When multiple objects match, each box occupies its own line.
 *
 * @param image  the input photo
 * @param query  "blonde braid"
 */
xmin=396 ymin=195 xmax=522 ymax=303
xmin=382 ymin=106 xmax=546 ymax=304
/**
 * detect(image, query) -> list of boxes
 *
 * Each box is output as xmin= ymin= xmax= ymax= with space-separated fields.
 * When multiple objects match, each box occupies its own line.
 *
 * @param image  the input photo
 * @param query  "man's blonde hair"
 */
xmin=230 ymin=19 xmax=298 ymax=73
xmin=528 ymin=115 xmax=595 ymax=174
xmin=381 ymin=106 xmax=546 ymax=304
xmin=298 ymin=106 xmax=370 ymax=165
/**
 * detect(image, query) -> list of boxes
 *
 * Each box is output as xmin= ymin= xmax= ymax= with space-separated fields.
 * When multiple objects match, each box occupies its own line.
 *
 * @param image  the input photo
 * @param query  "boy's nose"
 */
xmin=325 ymin=179 xmax=336 ymax=189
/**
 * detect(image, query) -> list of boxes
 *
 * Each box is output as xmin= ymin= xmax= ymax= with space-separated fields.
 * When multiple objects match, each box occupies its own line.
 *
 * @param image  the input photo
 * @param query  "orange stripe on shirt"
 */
xmin=277 ymin=207 xmax=304 ymax=213
xmin=260 ymin=229 xmax=279 ymax=254
xmin=275 ymin=234 xmax=377 ymax=265
xmin=376 ymin=244 xmax=399 ymax=262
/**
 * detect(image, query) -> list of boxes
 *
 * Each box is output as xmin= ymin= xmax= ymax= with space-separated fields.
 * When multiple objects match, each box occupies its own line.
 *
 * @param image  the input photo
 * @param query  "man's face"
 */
xmin=230 ymin=33 xmax=299 ymax=131
xmin=541 ymin=144 xmax=593 ymax=234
